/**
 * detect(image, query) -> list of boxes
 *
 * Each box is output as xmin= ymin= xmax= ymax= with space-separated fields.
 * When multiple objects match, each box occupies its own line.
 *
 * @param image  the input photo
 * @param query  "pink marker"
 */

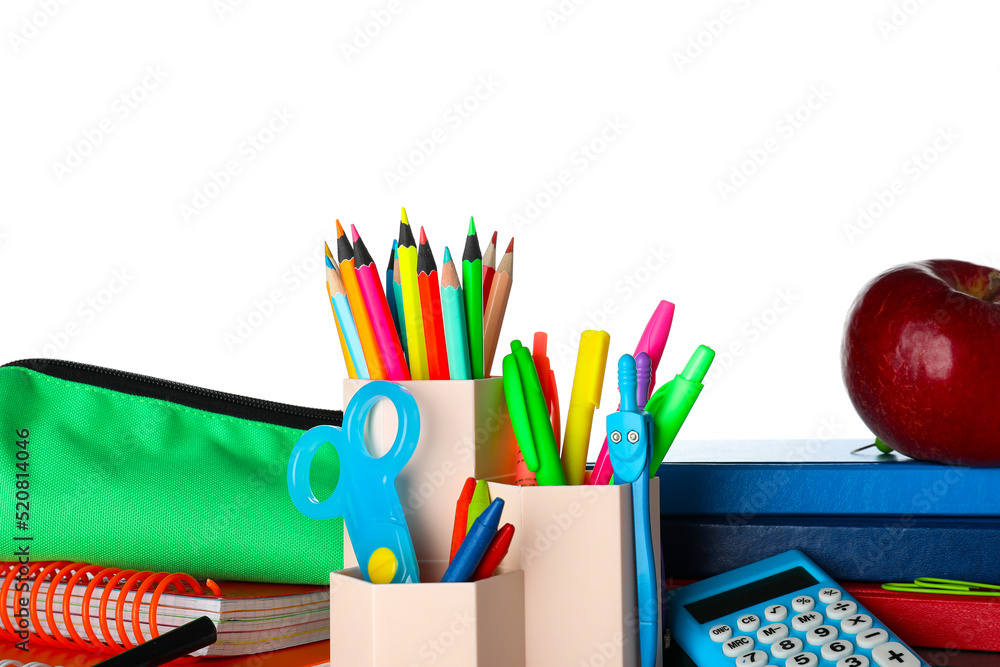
xmin=589 ymin=300 xmax=674 ymax=485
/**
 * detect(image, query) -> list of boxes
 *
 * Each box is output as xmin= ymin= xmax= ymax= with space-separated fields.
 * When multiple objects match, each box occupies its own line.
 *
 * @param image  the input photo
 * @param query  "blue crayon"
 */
xmin=441 ymin=497 xmax=504 ymax=583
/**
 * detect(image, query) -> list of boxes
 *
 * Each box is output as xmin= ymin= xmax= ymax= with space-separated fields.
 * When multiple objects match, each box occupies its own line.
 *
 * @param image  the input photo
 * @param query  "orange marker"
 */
xmin=336 ymin=220 xmax=386 ymax=380
xmin=449 ymin=477 xmax=477 ymax=562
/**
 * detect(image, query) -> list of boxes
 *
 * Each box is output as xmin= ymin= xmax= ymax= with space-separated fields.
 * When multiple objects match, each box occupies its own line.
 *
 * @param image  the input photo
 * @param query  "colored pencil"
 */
xmin=325 ymin=247 xmax=368 ymax=379
xmin=482 ymin=231 xmax=498 ymax=311
xmin=449 ymin=477 xmax=477 ymax=563
xmin=462 ymin=217 xmax=484 ymax=379
xmin=398 ymin=208 xmax=429 ymax=380
xmin=385 ymin=240 xmax=403 ymax=345
xmin=392 ymin=243 xmax=408 ymax=365
xmin=471 ymin=523 xmax=515 ymax=581
xmin=336 ymin=220 xmax=386 ymax=379
xmin=441 ymin=247 xmax=472 ymax=380
xmin=417 ymin=227 xmax=450 ymax=380
xmin=351 ymin=225 xmax=410 ymax=381
xmin=482 ymin=238 xmax=513 ymax=377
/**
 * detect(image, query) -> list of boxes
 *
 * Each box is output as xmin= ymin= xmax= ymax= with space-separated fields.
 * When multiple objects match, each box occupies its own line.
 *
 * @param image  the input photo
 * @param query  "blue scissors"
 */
xmin=287 ymin=381 xmax=420 ymax=584
xmin=607 ymin=353 xmax=658 ymax=667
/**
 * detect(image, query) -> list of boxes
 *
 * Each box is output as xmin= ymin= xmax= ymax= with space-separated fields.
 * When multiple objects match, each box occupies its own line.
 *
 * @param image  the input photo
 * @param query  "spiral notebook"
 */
xmin=0 ymin=562 xmax=329 ymax=658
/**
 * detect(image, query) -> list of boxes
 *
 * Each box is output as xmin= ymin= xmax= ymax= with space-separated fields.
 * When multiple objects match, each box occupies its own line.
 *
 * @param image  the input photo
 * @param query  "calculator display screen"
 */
xmin=684 ymin=566 xmax=818 ymax=624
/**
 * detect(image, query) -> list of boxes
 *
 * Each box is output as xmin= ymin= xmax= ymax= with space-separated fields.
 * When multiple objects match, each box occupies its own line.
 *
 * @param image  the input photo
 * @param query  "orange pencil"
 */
xmin=482 ymin=231 xmax=498 ymax=311
xmin=417 ymin=227 xmax=449 ymax=380
xmin=482 ymin=238 xmax=513 ymax=377
xmin=336 ymin=220 xmax=386 ymax=380
xmin=449 ymin=477 xmax=477 ymax=562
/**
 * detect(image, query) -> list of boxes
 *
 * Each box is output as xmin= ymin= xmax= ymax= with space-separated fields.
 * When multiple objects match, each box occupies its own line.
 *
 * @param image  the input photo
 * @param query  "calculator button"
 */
xmin=765 ymin=604 xmax=788 ymax=622
xmin=723 ymin=636 xmax=756 ymax=657
xmin=791 ymin=612 xmax=822 ymax=632
xmin=738 ymin=614 xmax=761 ymax=632
xmin=872 ymin=642 xmax=921 ymax=667
xmin=757 ymin=623 xmax=789 ymax=644
xmin=841 ymin=614 xmax=874 ymax=634
xmin=772 ymin=637 xmax=804 ymax=660
xmin=806 ymin=625 xmax=839 ymax=646
xmin=785 ymin=651 xmax=819 ymax=667
xmin=826 ymin=600 xmax=858 ymax=620
xmin=711 ymin=624 xmax=734 ymax=642
xmin=822 ymin=640 xmax=855 ymax=661
xmin=856 ymin=629 xmax=890 ymax=649
xmin=791 ymin=595 xmax=815 ymax=612
xmin=838 ymin=655 xmax=870 ymax=667
xmin=736 ymin=649 xmax=769 ymax=666
xmin=819 ymin=588 xmax=843 ymax=603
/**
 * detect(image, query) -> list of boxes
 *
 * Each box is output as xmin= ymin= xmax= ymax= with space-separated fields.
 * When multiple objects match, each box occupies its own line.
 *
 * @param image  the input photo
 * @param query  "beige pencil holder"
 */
xmin=488 ymin=478 xmax=662 ymax=667
xmin=329 ymin=564 xmax=526 ymax=667
xmin=342 ymin=378 xmax=519 ymax=566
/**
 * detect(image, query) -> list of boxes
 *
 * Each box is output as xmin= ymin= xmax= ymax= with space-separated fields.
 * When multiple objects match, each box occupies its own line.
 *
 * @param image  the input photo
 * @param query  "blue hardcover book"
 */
xmin=657 ymin=439 xmax=999 ymax=517
xmin=660 ymin=515 xmax=1000 ymax=582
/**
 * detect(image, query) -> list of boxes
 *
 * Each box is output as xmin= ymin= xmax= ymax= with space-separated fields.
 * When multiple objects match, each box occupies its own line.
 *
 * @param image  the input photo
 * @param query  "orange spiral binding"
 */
xmin=0 ymin=561 xmax=221 ymax=659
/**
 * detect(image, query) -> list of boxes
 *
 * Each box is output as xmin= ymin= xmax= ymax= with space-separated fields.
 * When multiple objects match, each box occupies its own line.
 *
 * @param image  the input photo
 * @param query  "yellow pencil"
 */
xmin=398 ymin=208 xmax=429 ymax=380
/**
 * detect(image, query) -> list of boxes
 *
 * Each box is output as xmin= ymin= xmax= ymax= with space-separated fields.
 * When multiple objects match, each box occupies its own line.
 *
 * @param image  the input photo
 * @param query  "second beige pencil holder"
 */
xmin=343 ymin=378 xmax=519 ymax=566
xmin=488 ymin=478 xmax=662 ymax=667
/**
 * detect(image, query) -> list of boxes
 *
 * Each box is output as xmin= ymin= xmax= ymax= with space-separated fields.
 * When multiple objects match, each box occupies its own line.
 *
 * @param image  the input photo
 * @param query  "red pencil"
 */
xmin=482 ymin=231 xmax=498 ymax=310
xmin=449 ymin=477 xmax=477 ymax=562
xmin=417 ymin=227 xmax=450 ymax=380
xmin=471 ymin=523 xmax=515 ymax=581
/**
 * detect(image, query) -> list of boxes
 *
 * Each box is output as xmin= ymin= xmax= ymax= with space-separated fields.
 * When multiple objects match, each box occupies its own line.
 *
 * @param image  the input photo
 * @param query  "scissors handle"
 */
xmin=287 ymin=424 xmax=348 ymax=520
xmin=343 ymin=381 xmax=420 ymax=478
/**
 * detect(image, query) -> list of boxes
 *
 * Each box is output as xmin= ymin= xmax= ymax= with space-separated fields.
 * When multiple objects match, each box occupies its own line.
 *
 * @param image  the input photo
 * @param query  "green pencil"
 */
xmin=462 ymin=217 xmax=484 ymax=379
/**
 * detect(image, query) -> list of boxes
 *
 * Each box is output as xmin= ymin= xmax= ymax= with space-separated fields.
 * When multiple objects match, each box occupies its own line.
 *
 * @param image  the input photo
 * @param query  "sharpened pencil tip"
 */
xmin=468 ymin=217 xmax=476 ymax=236
xmin=443 ymin=246 xmax=452 ymax=263
xmin=351 ymin=224 xmax=359 ymax=243
xmin=490 ymin=231 xmax=498 ymax=246
xmin=324 ymin=241 xmax=334 ymax=260
xmin=419 ymin=226 xmax=427 ymax=245
xmin=505 ymin=238 xmax=514 ymax=253
xmin=401 ymin=207 xmax=409 ymax=226
xmin=335 ymin=219 xmax=345 ymax=238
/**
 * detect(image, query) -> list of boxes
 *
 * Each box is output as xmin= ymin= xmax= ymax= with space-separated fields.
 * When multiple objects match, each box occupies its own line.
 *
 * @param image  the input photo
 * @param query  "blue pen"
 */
xmin=442 ymin=497 xmax=504 ymax=583
xmin=607 ymin=354 xmax=658 ymax=667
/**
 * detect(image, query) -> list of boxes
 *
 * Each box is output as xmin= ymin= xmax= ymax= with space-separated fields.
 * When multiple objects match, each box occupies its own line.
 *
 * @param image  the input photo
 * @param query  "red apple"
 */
xmin=842 ymin=259 xmax=1000 ymax=466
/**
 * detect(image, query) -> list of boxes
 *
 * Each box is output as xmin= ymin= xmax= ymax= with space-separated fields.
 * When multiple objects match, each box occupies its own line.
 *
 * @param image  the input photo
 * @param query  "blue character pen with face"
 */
xmin=607 ymin=353 xmax=658 ymax=667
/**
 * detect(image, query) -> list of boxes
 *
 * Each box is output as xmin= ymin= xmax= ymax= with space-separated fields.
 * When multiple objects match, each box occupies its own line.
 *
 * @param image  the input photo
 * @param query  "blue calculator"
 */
xmin=665 ymin=550 xmax=929 ymax=667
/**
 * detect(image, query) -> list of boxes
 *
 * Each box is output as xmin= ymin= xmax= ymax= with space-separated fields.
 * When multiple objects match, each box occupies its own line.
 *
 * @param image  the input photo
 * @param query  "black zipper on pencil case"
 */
xmin=3 ymin=358 xmax=343 ymax=430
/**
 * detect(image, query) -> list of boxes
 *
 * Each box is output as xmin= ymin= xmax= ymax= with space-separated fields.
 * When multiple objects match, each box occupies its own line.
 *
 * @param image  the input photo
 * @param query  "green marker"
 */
xmin=502 ymin=339 xmax=567 ymax=486
xmin=462 ymin=217 xmax=484 ymax=379
xmin=466 ymin=479 xmax=491 ymax=531
xmin=646 ymin=344 xmax=715 ymax=477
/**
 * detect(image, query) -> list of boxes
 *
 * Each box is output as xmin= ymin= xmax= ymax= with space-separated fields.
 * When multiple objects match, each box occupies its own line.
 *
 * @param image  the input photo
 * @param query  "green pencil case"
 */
xmin=0 ymin=359 xmax=343 ymax=585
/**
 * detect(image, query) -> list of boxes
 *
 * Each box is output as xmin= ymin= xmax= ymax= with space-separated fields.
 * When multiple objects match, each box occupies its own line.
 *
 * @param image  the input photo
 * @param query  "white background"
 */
xmin=2 ymin=0 xmax=997 ymax=459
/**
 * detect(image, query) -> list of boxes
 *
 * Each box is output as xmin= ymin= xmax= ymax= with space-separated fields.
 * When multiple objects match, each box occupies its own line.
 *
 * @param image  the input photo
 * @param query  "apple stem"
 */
xmin=985 ymin=271 xmax=1000 ymax=303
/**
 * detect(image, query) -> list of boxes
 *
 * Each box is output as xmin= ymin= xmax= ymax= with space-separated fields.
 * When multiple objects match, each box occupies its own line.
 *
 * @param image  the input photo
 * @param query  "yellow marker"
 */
xmin=560 ymin=330 xmax=611 ymax=485
xmin=465 ymin=480 xmax=491 ymax=531
xmin=368 ymin=547 xmax=398 ymax=584
xmin=398 ymin=208 xmax=429 ymax=380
